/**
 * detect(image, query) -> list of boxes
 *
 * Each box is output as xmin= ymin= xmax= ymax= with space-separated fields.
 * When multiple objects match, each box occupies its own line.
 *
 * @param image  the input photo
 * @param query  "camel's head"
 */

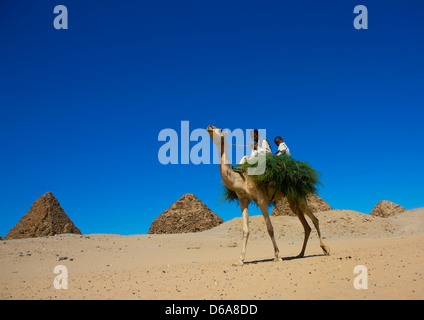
xmin=207 ymin=125 xmax=228 ymax=145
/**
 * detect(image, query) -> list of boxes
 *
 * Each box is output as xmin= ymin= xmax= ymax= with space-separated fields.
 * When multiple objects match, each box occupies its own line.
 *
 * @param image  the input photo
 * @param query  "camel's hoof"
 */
xmin=322 ymin=246 xmax=330 ymax=256
xmin=296 ymin=253 xmax=305 ymax=259
xmin=274 ymin=257 xmax=283 ymax=262
xmin=232 ymin=260 xmax=244 ymax=267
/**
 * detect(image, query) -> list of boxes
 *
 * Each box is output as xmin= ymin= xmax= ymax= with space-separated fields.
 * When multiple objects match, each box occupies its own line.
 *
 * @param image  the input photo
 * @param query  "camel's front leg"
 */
xmin=259 ymin=203 xmax=282 ymax=262
xmin=234 ymin=198 xmax=250 ymax=266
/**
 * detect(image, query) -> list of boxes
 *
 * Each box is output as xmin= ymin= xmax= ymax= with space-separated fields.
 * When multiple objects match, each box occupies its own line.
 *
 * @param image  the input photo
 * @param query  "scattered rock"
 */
xmin=148 ymin=193 xmax=224 ymax=234
xmin=227 ymin=242 xmax=238 ymax=248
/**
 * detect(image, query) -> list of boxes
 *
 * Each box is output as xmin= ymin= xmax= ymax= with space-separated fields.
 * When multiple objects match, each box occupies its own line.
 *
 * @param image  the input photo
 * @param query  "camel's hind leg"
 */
xmin=298 ymin=197 xmax=330 ymax=256
xmin=288 ymin=198 xmax=311 ymax=258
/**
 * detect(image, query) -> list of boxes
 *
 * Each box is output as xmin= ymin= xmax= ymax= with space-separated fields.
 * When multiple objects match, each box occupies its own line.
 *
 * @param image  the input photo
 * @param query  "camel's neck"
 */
xmin=218 ymin=137 xmax=243 ymax=190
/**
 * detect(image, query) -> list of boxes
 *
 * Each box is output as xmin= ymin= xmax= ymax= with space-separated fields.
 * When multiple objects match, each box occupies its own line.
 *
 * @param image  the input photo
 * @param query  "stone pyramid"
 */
xmin=370 ymin=200 xmax=406 ymax=218
xmin=5 ymin=192 xmax=82 ymax=240
xmin=148 ymin=193 xmax=224 ymax=234
xmin=271 ymin=194 xmax=332 ymax=216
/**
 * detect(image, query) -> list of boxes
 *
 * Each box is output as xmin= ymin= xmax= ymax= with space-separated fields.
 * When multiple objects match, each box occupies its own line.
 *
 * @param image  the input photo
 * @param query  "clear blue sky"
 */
xmin=1 ymin=0 xmax=423 ymax=236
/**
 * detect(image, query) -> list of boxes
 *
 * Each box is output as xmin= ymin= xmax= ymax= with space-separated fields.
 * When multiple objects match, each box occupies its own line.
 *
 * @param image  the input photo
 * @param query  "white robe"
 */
xmin=276 ymin=142 xmax=290 ymax=156
xmin=239 ymin=139 xmax=271 ymax=164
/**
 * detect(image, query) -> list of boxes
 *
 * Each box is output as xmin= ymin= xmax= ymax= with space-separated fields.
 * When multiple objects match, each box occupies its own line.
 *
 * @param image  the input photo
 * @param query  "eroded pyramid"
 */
xmin=370 ymin=200 xmax=406 ymax=218
xmin=5 ymin=192 xmax=82 ymax=240
xmin=148 ymin=193 xmax=224 ymax=234
xmin=271 ymin=194 xmax=332 ymax=216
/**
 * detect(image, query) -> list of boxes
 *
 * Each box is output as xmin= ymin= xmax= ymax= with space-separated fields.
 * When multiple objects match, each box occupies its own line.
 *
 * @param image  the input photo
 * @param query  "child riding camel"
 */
xmin=274 ymin=136 xmax=290 ymax=156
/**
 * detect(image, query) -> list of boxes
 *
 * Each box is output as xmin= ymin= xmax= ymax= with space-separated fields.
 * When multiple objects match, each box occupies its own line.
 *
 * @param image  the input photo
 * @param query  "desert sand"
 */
xmin=1 ymin=208 xmax=423 ymax=300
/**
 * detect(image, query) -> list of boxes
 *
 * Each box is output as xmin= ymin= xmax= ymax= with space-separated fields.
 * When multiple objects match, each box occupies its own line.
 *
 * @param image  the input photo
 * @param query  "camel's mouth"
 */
xmin=206 ymin=125 xmax=215 ymax=133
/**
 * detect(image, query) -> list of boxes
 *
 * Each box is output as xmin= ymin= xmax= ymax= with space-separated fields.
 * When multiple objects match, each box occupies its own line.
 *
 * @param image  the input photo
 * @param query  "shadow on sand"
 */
xmin=244 ymin=253 xmax=325 ymax=265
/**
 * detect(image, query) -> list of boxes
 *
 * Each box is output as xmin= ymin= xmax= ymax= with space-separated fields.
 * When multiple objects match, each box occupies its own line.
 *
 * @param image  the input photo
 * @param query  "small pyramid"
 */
xmin=271 ymin=194 xmax=332 ymax=216
xmin=370 ymin=200 xmax=406 ymax=218
xmin=148 ymin=193 xmax=224 ymax=234
xmin=5 ymin=192 xmax=81 ymax=240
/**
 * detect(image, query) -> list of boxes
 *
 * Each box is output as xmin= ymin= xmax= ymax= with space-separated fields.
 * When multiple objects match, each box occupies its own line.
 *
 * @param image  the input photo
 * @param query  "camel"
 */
xmin=207 ymin=125 xmax=330 ymax=266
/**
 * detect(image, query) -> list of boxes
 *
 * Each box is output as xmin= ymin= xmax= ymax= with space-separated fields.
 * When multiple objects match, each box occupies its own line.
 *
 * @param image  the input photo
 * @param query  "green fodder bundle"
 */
xmin=220 ymin=183 xmax=239 ymax=204
xmin=221 ymin=154 xmax=321 ymax=204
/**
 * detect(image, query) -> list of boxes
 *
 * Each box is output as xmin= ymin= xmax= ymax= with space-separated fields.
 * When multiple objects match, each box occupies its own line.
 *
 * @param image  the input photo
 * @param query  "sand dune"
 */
xmin=1 ymin=208 xmax=423 ymax=300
